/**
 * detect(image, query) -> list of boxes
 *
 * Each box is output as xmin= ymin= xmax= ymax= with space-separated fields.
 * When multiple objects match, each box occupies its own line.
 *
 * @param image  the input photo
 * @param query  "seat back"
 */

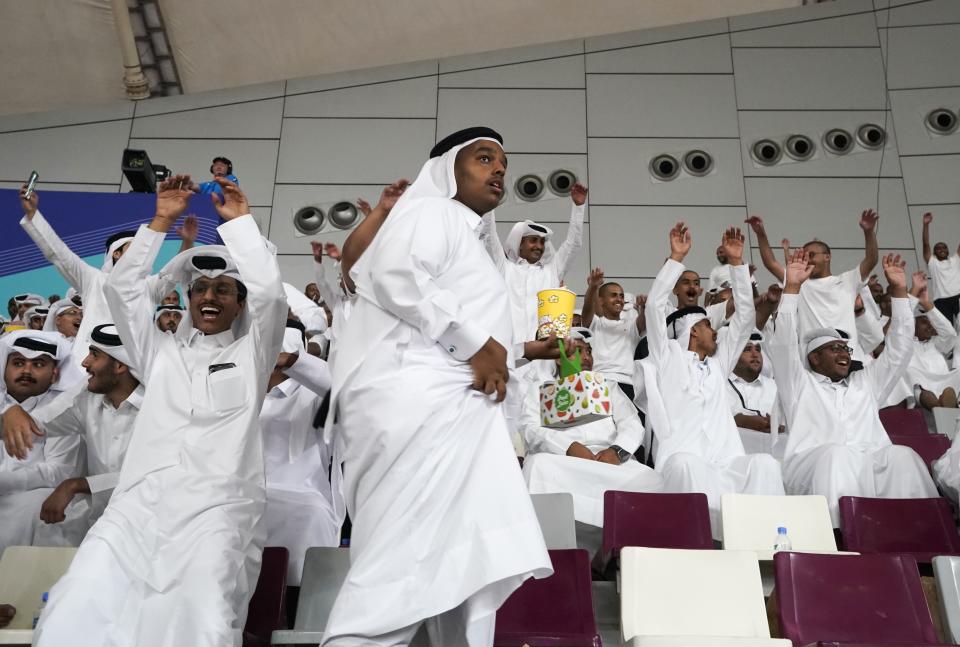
xmin=879 ymin=407 xmax=929 ymax=436
xmin=601 ymin=491 xmax=712 ymax=569
xmin=839 ymin=496 xmax=960 ymax=563
xmin=933 ymin=555 xmax=960 ymax=644
xmin=720 ymin=494 xmax=836 ymax=558
xmin=294 ymin=547 xmax=351 ymax=631
xmin=620 ymin=547 xmax=771 ymax=643
xmin=244 ymin=546 xmax=288 ymax=640
xmin=889 ymin=433 xmax=952 ymax=467
xmin=773 ymin=552 xmax=939 ymax=645
xmin=494 ymin=549 xmax=600 ymax=647
xmin=531 ymin=493 xmax=578 ymax=550
xmin=0 ymin=546 xmax=76 ymax=630
xmin=933 ymin=407 xmax=960 ymax=441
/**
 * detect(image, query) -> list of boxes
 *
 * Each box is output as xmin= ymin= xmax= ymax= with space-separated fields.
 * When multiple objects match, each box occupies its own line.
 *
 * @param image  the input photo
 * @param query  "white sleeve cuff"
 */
xmin=438 ymin=321 xmax=490 ymax=362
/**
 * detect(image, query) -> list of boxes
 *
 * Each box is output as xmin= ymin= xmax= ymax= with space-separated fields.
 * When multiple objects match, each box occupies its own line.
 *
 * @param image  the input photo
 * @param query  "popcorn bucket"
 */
xmin=536 ymin=288 xmax=576 ymax=339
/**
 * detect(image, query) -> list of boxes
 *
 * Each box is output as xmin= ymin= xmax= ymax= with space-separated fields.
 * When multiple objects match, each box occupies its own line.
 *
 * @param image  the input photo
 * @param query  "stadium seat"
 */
xmin=879 ymin=407 xmax=929 ymax=436
xmin=888 ymin=434 xmax=951 ymax=468
xmin=597 ymin=491 xmax=712 ymax=573
xmin=933 ymin=555 xmax=960 ymax=644
xmin=0 ymin=545 xmax=76 ymax=644
xmin=620 ymin=547 xmax=789 ymax=647
xmin=244 ymin=546 xmax=288 ymax=645
xmin=773 ymin=552 xmax=940 ymax=646
xmin=838 ymin=496 xmax=960 ymax=564
xmin=493 ymin=549 xmax=601 ymax=647
xmin=271 ymin=547 xmax=350 ymax=645
xmin=530 ymin=492 xmax=578 ymax=550
xmin=933 ymin=407 xmax=960 ymax=440
xmin=720 ymin=493 xmax=837 ymax=560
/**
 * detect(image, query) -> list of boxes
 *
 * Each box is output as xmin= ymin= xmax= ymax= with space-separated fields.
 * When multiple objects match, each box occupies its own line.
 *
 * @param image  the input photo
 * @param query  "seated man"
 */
xmin=154 ymin=303 xmax=183 ymax=333
xmin=643 ymin=222 xmax=784 ymax=532
xmin=24 ymin=305 xmax=48 ymax=330
xmin=768 ymin=248 xmax=936 ymax=525
xmin=727 ymin=332 xmax=784 ymax=458
xmin=43 ymin=299 xmax=83 ymax=338
xmin=907 ymin=277 xmax=959 ymax=410
xmin=3 ymin=324 xmax=141 ymax=547
xmin=0 ymin=331 xmax=83 ymax=554
xmin=520 ymin=328 xmax=662 ymax=528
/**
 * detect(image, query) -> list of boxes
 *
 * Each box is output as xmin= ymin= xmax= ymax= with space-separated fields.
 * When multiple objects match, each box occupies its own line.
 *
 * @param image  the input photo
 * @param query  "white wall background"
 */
xmin=3 ymin=0 xmax=960 ymax=298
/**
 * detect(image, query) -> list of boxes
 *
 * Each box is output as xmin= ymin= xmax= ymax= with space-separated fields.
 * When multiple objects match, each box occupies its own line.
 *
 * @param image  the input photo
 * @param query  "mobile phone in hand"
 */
xmin=23 ymin=171 xmax=39 ymax=200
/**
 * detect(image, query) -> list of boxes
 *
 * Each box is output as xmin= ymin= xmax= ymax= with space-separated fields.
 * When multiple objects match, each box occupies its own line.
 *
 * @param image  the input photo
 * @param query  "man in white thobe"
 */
xmin=643 ymin=222 xmax=784 ymax=532
xmin=922 ymin=212 xmax=960 ymax=323
xmin=727 ymin=332 xmax=785 ymax=458
xmin=33 ymin=175 xmax=285 ymax=647
xmin=325 ymin=127 xmax=552 ymax=646
xmin=908 ymin=286 xmax=960 ymax=410
xmin=582 ymin=268 xmax=644 ymax=403
xmin=521 ymin=328 xmax=662 ymax=527
xmin=262 ymin=320 xmax=339 ymax=585
xmin=3 ymin=324 xmax=141 ymax=548
xmin=747 ymin=211 xmax=879 ymax=363
xmin=17 ymin=187 xmax=187 ymax=365
xmin=155 ymin=303 xmax=184 ymax=333
xmin=0 ymin=331 xmax=83 ymax=554
xmin=768 ymin=249 xmax=937 ymax=526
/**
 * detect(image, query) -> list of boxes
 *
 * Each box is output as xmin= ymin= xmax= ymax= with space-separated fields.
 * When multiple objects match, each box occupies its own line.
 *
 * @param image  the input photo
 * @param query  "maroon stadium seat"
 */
xmin=889 ymin=433 xmax=951 ymax=468
xmin=244 ymin=546 xmax=289 ymax=645
xmin=879 ymin=407 xmax=929 ymax=436
xmin=839 ymin=496 xmax=960 ymax=564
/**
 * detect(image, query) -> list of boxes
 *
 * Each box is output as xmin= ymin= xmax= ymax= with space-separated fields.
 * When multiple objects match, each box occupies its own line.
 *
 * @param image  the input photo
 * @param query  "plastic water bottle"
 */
xmin=773 ymin=526 xmax=792 ymax=552
xmin=31 ymin=592 xmax=48 ymax=629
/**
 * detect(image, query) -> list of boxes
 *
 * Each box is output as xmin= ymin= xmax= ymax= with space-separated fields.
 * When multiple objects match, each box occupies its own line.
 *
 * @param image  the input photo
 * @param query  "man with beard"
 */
xmin=155 ymin=303 xmax=184 ymax=333
xmin=3 ymin=324 xmax=141 ymax=546
xmin=324 ymin=128 xmax=551 ymax=646
xmin=727 ymin=332 xmax=783 ymax=457
xmin=23 ymin=304 xmax=48 ymax=330
xmin=768 ymin=248 xmax=936 ymax=525
xmin=922 ymin=212 xmax=960 ymax=323
xmin=0 ymin=331 xmax=82 ymax=553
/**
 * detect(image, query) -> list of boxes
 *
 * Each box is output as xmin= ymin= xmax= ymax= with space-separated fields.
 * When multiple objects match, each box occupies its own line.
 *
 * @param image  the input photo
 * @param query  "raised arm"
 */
xmin=310 ymin=242 xmax=343 ymax=309
xmin=715 ymin=227 xmax=755 ymax=376
xmin=176 ymin=214 xmax=199 ymax=254
xmin=917 ymin=285 xmax=957 ymax=355
xmin=18 ymin=187 xmax=98 ymax=292
xmin=767 ymin=248 xmax=814 ymax=423
xmin=280 ymin=351 xmax=332 ymax=398
xmin=922 ymin=212 xmax=933 ymax=265
xmin=645 ymin=222 xmax=691 ymax=368
xmin=553 ymin=183 xmax=587 ymax=280
xmin=104 ymin=176 xmax=194 ymax=382
xmin=581 ymin=267 xmax=604 ymax=328
xmin=859 ymin=209 xmax=880 ymax=280
xmin=754 ymin=284 xmax=782 ymax=331
xmin=745 ymin=215 xmax=784 ymax=283
xmin=866 ymin=254 xmax=914 ymax=400
xmin=340 ymin=179 xmax=409 ymax=290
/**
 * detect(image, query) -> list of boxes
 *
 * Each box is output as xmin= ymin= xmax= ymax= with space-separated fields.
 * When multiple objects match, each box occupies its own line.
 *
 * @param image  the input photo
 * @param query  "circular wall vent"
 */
xmin=293 ymin=206 xmax=325 ymax=235
xmin=682 ymin=150 xmax=714 ymax=176
xmin=328 ymin=202 xmax=360 ymax=229
xmin=515 ymin=174 xmax=545 ymax=201
xmin=823 ymin=128 xmax=854 ymax=155
xmin=649 ymin=154 xmax=680 ymax=180
xmin=784 ymin=134 xmax=816 ymax=161
xmin=925 ymin=108 xmax=958 ymax=135
xmin=547 ymin=169 xmax=577 ymax=196
xmin=751 ymin=139 xmax=782 ymax=166
xmin=856 ymin=123 xmax=886 ymax=150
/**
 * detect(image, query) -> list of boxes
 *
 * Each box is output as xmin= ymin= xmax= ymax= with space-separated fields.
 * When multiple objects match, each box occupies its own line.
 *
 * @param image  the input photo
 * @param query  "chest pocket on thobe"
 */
xmin=209 ymin=365 xmax=246 ymax=412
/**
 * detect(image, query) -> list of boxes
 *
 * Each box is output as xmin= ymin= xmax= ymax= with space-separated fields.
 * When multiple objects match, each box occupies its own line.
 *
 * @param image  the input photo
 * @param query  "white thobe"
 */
xmin=325 ymin=196 xmax=551 ymax=644
xmin=907 ymin=307 xmax=960 ymax=398
xmin=482 ymin=204 xmax=585 ymax=345
xmin=262 ymin=374 xmax=338 ymax=585
xmin=928 ymin=253 xmax=960 ymax=300
xmin=0 ymin=390 xmax=83 ymax=553
xmin=797 ymin=267 xmax=864 ymax=361
xmin=589 ymin=309 xmax=641 ymax=386
xmin=35 ymin=215 xmax=285 ymax=647
xmin=30 ymin=382 xmax=142 ymax=547
xmin=708 ymin=264 xmax=731 ymax=292
xmin=20 ymin=211 xmax=174 ymax=364
xmin=726 ymin=373 xmax=784 ymax=458
xmin=520 ymin=379 xmax=662 ymax=525
xmin=856 ymin=285 xmax=885 ymax=356
xmin=768 ymin=293 xmax=937 ymax=525
xmin=644 ymin=260 xmax=784 ymax=533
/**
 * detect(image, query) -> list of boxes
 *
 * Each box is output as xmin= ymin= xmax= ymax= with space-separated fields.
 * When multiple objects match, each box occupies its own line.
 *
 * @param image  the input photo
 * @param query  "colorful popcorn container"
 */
xmin=536 ymin=288 xmax=576 ymax=340
xmin=539 ymin=371 xmax=612 ymax=429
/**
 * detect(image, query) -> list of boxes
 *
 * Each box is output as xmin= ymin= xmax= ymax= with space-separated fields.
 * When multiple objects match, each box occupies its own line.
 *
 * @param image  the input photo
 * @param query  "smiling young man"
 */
xmin=922 ymin=212 xmax=960 ymax=324
xmin=324 ymin=127 xmax=551 ymax=647
xmin=768 ymin=248 xmax=936 ymax=525
xmin=32 ymin=176 xmax=286 ymax=647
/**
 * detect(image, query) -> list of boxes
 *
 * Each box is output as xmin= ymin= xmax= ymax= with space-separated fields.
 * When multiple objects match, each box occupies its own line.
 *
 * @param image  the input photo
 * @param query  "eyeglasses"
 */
xmin=822 ymin=343 xmax=853 ymax=354
xmin=57 ymin=308 xmax=82 ymax=317
xmin=190 ymin=280 xmax=238 ymax=297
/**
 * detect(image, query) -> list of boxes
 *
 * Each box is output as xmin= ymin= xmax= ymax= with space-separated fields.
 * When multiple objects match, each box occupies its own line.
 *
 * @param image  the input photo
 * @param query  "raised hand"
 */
xmin=910 ymin=270 xmax=927 ymax=297
xmin=882 ymin=253 xmax=907 ymax=295
xmin=209 ymin=177 xmax=249 ymax=221
xmin=19 ymin=184 xmax=38 ymax=218
xmin=324 ymin=242 xmax=342 ymax=261
xmin=721 ymin=226 xmax=745 ymax=266
xmin=744 ymin=215 xmax=766 ymax=236
xmin=764 ymin=283 xmax=783 ymax=305
xmin=377 ymin=179 xmax=410 ymax=213
xmin=587 ymin=267 xmax=604 ymax=289
xmin=176 ymin=214 xmax=199 ymax=245
xmin=923 ymin=212 xmax=933 ymax=226
xmin=859 ymin=208 xmax=879 ymax=233
xmin=784 ymin=247 xmax=814 ymax=292
xmin=570 ymin=182 xmax=588 ymax=207
xmin=155 ymin=174 xmax=196 ymax=222
xmin=669 ymin=222 xmax=691 ymax=262
xmin=635 ymin=294 xmax=647 ymax=311
xmin=356 ymin=198 xmax=372 ymax=217
xmin=310 ymin=240 xmax=323 ymax=264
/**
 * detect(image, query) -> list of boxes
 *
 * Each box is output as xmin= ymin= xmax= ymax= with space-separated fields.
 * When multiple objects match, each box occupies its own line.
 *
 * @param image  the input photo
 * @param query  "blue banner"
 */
xmin=0 ymin=189 xmax=223 ymax=303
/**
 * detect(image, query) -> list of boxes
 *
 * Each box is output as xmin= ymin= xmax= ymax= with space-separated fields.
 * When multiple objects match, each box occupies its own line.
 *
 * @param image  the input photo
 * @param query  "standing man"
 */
xmin=921 ymin=212 xmax=960 ymax=324
xmin=727 ymin=333 xmax=783 ymax=457
xmin=196 ymin=156 xmax=239 ymax=195
xmin=581 ymin=268 xmax=644 ymax=402
xmin=324 ymin=128 xmax=552 ymax=646
xmin=768 ymin=249 xmax=936 ymax=525
xmin=33 ymin=176 xmax=285 ymax=647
